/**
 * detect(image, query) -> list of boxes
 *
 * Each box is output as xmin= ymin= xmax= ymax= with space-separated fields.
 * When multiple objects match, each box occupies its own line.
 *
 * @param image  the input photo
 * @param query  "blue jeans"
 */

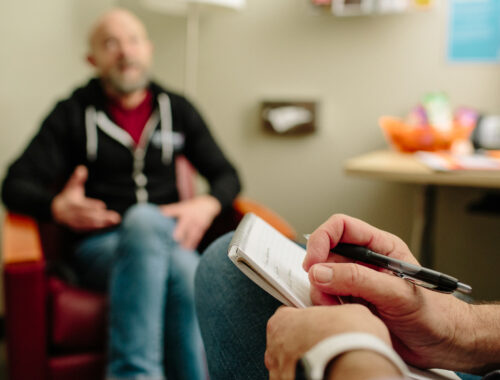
xmin=195 ymin=232 xmax=282 ymax=380
xmin=72 ymin=204 xmax=206 ymax=380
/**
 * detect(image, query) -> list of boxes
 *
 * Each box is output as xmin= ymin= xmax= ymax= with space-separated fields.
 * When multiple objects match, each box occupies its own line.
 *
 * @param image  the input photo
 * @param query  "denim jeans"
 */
xmin=195 ymin=232 xmax=282 ymax=380
xmin=72 ymin=203 xmax=206 ymax=380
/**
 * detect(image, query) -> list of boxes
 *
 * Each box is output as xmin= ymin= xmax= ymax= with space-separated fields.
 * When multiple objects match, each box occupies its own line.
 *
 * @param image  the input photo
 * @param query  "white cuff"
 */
xmin=300 ymin=332 xmax=410 ymax=380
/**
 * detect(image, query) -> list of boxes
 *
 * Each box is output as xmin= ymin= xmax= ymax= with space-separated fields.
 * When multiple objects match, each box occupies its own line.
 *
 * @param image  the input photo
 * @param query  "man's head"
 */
xmin=87 ymin=8 xmax=153 ymax=95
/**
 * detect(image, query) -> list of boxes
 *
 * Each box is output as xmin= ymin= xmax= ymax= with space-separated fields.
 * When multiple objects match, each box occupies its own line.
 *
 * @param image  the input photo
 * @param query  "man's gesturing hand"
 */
xmin=160 ymin=195 xmax=221 ymax=250
xmin=51 ymin=165 xmax=121 ymax=232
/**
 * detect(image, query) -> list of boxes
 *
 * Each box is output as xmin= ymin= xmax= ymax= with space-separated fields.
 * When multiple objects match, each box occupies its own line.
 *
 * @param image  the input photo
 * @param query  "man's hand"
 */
xmin=265 ymin=304 xmax=397 ymax=380
xmin=160 ymin=195 xmax=221 ymax=250
xmin=51 ymin=165 xmax=121 ymax=232
xmin=303 ymin=214 xmax=475 ymax=372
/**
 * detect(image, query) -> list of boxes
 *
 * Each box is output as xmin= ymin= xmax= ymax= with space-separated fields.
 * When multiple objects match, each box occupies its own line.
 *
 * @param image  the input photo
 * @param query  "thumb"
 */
xmin=309 ymin=263 xmax=419 ymax=315
xmin=64 ymin=165 xmax=88 ymax=191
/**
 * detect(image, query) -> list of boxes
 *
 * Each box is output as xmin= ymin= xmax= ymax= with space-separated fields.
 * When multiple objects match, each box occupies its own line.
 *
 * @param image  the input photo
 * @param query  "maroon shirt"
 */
xmin=108 ymin=90 xmax=153 ymax=145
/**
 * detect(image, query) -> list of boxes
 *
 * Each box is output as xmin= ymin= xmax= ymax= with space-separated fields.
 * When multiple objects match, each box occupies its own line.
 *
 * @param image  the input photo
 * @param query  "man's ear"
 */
xmin=86 ymin=54 xmax=96 ymax=67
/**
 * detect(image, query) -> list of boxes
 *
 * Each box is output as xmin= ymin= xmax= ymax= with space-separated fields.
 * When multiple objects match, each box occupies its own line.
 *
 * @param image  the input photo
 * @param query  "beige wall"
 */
xmin=2 ymin=0 xmax=500 ymax=300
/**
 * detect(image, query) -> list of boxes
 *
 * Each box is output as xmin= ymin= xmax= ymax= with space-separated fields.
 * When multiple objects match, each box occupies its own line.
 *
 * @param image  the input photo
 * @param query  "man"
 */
xmin=195 ymin=214 xmax=500 ymax=380
xmin=2 ymin=8 xmax=240 ymax=380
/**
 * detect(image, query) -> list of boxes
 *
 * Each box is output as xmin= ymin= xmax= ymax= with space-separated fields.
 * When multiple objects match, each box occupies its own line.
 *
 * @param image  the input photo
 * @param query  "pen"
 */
xmin=303 ymin=235 xmax=472 ymax=294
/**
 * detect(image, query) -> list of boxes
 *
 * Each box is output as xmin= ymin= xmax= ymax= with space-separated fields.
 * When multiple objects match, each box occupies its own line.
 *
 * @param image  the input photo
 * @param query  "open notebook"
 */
xmin=228 ymin=212 xmax=312 ymax=307
xmin=228 ymin=213 xmax=460 ymax=380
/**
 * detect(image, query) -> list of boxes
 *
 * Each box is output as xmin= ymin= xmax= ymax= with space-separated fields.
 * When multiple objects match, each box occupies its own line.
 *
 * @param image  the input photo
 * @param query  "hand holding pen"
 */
xmin=303 ymin=236 xmax=471 ymax=294
xmin=302 ymin=213 xmax=477 ymax=371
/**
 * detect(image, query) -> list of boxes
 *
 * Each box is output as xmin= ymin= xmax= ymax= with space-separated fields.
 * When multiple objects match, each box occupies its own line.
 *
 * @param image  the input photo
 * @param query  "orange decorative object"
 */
xmin=487 ymin=150 xmax=500 ymax=159
xmin=233 ymin=197 xmax=297 ymax=241
xmin=379 ymin=116 xmax=475 ymax=153
xmin=3 ymin=213 xmax=43 ymax=264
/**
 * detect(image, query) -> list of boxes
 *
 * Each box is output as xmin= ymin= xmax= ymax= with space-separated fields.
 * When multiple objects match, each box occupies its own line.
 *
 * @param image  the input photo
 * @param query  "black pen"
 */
xmin=304 ymin=235 xmax=472 ymax=294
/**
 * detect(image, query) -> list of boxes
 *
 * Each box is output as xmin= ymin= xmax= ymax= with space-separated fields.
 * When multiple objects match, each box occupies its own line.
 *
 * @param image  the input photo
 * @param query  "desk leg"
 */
xmin=410 ymin=185 xmax=436 ymax=268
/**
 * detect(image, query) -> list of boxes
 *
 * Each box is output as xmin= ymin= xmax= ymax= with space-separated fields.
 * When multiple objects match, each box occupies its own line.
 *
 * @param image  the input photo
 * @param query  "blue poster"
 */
xmin=448 ymin=0 xmax=500 ymax=62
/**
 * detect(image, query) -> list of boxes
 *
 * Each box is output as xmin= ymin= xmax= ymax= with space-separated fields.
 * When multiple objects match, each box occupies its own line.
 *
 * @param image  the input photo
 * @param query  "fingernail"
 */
xmin=313 ymin=265 xmax=333 ymax=283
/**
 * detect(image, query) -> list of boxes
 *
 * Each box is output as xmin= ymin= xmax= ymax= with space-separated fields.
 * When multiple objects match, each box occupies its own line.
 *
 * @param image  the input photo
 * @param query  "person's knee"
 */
xmin=122 ymin=203 xmax=176 ymax=236
xmin=195 ymin=232 xmax=234 ymax=297
xmin=116 ymin=204 xmax=177 ymax=263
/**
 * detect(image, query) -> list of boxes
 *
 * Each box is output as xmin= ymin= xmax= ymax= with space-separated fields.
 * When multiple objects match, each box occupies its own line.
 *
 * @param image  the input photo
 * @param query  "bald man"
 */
xmin=2 ymin=8 xmax=241 ymax=380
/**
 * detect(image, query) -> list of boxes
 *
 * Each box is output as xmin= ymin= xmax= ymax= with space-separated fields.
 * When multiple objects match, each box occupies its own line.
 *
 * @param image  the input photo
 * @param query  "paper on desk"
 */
xmin=415 ymin=151 xmax=500 ymax=171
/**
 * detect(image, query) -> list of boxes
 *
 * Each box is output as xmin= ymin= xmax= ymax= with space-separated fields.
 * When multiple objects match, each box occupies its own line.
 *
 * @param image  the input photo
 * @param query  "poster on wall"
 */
xmin=448 ymin=0 xmax=500 ymax=62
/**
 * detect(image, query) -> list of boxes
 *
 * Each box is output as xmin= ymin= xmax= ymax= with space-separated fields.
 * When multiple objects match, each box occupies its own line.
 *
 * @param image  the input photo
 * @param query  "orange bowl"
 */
xmin=379 ymin=116 xmax=474 ymax=153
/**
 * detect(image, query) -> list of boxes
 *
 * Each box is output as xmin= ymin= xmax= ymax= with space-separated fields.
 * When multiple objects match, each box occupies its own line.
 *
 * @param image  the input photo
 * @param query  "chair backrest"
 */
xmin=175 ymin=155 xmax=196 ymax=201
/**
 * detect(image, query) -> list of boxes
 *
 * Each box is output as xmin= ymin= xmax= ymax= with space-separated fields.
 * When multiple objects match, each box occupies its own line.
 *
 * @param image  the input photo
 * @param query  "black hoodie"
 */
xmin=2 ymin=78 xmax=241 ymax=220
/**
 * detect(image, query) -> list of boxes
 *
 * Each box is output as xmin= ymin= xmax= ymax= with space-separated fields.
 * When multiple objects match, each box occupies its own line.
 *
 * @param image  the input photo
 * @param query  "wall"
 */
xmin=193 ymin=0 xmax=500 ymax=300
xmin=1 ymin=0 xmax=500 ymax=300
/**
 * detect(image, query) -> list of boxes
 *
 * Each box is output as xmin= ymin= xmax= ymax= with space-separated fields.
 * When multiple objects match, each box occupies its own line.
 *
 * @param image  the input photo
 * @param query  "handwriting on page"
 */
xmin=246 ymin=218 xmax=311 ymax=306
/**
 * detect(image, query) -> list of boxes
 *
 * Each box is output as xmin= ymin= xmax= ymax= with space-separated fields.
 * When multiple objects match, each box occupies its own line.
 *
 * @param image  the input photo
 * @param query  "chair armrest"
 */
xmin=3 ymin=212 xmax=44 ymax=265
xmin=233 ymin=196 xmax=297 ymax=241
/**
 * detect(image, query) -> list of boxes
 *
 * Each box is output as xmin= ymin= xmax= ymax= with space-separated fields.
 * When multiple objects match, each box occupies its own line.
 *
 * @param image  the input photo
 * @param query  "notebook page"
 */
xmin=241 ymin=215 xmax=312 ymax=307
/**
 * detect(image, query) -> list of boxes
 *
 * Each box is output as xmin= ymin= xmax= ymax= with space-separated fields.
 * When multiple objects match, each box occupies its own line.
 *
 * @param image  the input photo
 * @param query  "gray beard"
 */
xmin=106 ymin=69 xmax=151 ymax=95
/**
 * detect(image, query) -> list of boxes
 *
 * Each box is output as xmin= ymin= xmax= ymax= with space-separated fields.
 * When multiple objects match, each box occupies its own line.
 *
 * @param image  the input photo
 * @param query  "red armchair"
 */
xmin=2 ymin=157 xmax=296 ymax=380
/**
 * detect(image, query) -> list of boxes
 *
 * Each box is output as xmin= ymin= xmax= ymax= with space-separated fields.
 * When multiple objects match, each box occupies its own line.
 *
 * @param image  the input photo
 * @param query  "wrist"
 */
xmin=326 ymin=350 xmax=404 ymax=380
xmin=202 ymin=195 xmax=222 ymax=216
xmin=301 ymin=333 xmax=409 ymax=380
xmin=454 ymin=303 xmax=500 ymax=374
xmin=50 ymin=194 xmax=64 ymax=223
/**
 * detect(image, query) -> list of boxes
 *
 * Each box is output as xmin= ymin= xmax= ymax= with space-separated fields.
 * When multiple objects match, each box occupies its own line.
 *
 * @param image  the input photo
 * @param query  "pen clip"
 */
xmin=393 ymin=273 xmax=454 ymax=294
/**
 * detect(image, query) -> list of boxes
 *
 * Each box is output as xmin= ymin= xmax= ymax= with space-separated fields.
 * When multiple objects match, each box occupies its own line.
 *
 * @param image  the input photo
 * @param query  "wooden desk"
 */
xmin=344 ymin=150 xmax=500 ymax=266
